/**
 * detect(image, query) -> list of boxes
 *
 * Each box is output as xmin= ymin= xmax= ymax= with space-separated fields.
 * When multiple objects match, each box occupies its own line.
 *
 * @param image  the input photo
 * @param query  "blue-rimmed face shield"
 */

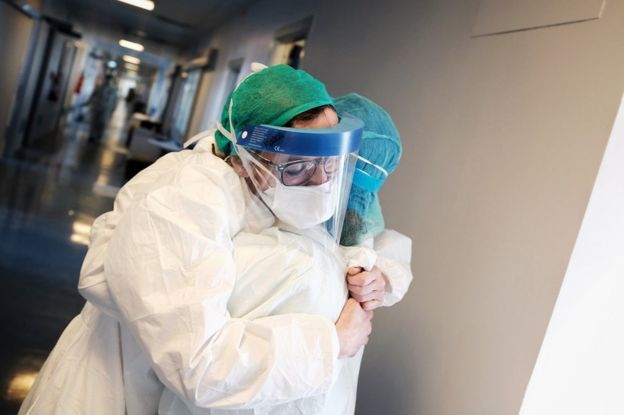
xmin=235 ymin=114 xmax=363 ymax=248
xmin=236 ymin=113 xmax=363 ymax=157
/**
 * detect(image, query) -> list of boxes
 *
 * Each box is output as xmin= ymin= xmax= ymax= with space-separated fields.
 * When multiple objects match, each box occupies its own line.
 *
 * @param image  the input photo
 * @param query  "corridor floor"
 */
xmin=0 ymin=102 xmax=131 ymax=414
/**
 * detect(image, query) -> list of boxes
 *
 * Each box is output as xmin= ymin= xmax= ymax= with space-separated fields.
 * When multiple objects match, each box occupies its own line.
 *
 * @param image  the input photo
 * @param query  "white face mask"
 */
xmin=262 ymin=180 xmax=338 ymax=229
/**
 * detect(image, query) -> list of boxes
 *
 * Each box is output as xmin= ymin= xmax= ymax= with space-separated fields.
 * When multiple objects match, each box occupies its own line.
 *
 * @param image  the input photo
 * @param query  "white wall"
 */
xmin=519 ymin=94 xmax=624 ymax=414
xmin=302 ymin=1 xmax=624 ymax=414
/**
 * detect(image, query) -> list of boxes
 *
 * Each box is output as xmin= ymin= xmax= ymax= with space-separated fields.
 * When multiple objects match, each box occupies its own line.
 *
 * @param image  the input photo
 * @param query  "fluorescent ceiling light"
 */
xmin=116 ymin=0 xmax=154 ymax=11
xmin=125 ymin=63 xmax=140 ymax=71
xmin=119 ymin=39 xmax=144 ymax=52
xmin=123 ymin=55 xmax=141 ymax=64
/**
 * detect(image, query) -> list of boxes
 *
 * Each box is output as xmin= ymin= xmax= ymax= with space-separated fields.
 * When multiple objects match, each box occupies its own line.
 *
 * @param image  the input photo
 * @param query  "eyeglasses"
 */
xmin=252 ymin=152 xmax=338 ymax=186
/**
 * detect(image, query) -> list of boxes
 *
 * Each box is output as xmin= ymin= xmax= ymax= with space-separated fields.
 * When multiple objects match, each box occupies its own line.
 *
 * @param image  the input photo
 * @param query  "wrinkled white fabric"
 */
xmin=159 ymin=227 xmax=352 ymax=414
xmin=157 ymin=227 xmax=413 ymax=415
xmin=19 ymin=132 xmax=413 ymax=415
xmin=341 ymin=245 xmax=378 ymax=272
xmin=21 ymin=134 xmax=338 ymax=414
xmin=103 ymin=137 xmax=343 ymax=409
xmin=18 ymin=303 xmax=127 ymax=415
xmin=373 ymin=229 xmax=413 ymax=307
xmin=20 ymin=145 xmax=209 ymax=415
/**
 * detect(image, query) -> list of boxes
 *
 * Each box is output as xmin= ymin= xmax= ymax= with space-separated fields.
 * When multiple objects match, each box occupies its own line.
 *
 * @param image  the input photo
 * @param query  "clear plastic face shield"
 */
xmin=235 ymin=114 xmax=363 ymax=248
xmin=340 ymin=154 xmax=390 ymax=246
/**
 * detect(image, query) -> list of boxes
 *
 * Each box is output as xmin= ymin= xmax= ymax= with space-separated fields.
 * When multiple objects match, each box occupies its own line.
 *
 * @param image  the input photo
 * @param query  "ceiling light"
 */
xmin=123 ymin=55 xmax=141 ymax=64
xmin=116 ymin=0 xmax=154 ymax=11
xmin=119 ymin=39 xmax=144 ymax=52
xmin=125 ymin=63 xmax=139 ymax=71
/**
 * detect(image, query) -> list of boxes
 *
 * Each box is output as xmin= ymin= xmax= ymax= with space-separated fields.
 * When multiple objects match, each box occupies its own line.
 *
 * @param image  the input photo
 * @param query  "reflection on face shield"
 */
xmin=252 ymin=152 xmax=338 ymax=186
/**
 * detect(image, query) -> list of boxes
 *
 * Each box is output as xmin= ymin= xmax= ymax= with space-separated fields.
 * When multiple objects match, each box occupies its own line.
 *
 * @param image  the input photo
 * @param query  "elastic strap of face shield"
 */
xmin=216 ymin=98 xmax=237 ymax=144
xmin=183 ymin=129 xmax=215 ymax=149
xmin=352 ymin=154 xmax=389 ymax=192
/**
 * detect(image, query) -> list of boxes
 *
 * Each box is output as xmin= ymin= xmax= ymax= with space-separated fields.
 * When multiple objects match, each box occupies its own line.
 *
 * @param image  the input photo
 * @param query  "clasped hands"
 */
xmin=335 ymin=266 xmax=386 ymax=358
xmin=347 ymin=266 xmax=386 ymax=311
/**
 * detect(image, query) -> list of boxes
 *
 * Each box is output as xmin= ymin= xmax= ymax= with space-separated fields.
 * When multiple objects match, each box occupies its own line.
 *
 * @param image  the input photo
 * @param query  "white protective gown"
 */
xmin=18 ymin=133 xmax=413 ymax=415
xmin=158 ymin=225 xmax=412 ymax=415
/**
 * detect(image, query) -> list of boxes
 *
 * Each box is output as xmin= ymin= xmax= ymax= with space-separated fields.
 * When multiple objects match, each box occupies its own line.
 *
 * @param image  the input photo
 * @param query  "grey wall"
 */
xmin=189 ymin=0 xmax=624 ymax=413
xmin=302 ymin=1 xmax=624 ymax=414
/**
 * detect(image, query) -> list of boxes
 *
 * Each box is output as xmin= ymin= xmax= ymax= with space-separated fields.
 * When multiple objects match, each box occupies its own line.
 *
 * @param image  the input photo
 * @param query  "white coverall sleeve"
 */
xmin=104 ymin=170 xmax=339 ymax=409
xmin=79 ymin=152 xmax=180 ymax=317
xmin=78 ymin=211 xmax=121 ymax=319
xmin=373 ymin=229 xmax=414 ymax=307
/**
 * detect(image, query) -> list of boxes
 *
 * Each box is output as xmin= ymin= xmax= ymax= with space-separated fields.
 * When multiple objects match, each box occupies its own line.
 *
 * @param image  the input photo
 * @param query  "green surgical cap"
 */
xmin=335 ymin=93 xmax=402 ymax=246
xmin=215 ymin=64 xmax=334 ymax=156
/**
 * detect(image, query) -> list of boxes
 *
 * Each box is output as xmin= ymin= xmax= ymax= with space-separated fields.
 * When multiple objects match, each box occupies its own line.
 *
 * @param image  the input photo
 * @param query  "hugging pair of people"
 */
xmin=20 ymin=64 xmax=412 ymax=415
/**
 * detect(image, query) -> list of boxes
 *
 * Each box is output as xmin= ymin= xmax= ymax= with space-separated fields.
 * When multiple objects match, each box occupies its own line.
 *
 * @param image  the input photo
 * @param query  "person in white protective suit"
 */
xmin=158 ymin=93 xmax=411 ymax=414
xmin=18 ymin=65 xmax=411 ymax=415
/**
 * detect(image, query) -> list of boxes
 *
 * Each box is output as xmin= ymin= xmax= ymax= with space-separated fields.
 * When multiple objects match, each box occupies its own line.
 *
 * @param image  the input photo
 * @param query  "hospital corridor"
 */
xmin=2 ymin=0 xmax=624 ymax=414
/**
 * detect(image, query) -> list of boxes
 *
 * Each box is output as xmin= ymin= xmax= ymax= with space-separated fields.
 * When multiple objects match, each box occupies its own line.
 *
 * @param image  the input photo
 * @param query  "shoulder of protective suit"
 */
xmin=372 ymin=228 xmax=413 ymax=307
xmin=114 ymin=150 xmax=242 ymax=209
xmin=374 ymin=228 xmax=412 ymax=260
xmin=112 ymin=131 xmax=222 ymax=209
xmin=125 ymin=150 xmax=246 ymax=234
xmin=79 ymin=146 xmax=248 ymax=317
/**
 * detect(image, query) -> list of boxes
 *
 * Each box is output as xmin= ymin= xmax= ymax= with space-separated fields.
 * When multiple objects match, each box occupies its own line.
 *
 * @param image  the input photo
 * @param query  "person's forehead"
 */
xmin=292 ymin=107 xmax=339 ymax=129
